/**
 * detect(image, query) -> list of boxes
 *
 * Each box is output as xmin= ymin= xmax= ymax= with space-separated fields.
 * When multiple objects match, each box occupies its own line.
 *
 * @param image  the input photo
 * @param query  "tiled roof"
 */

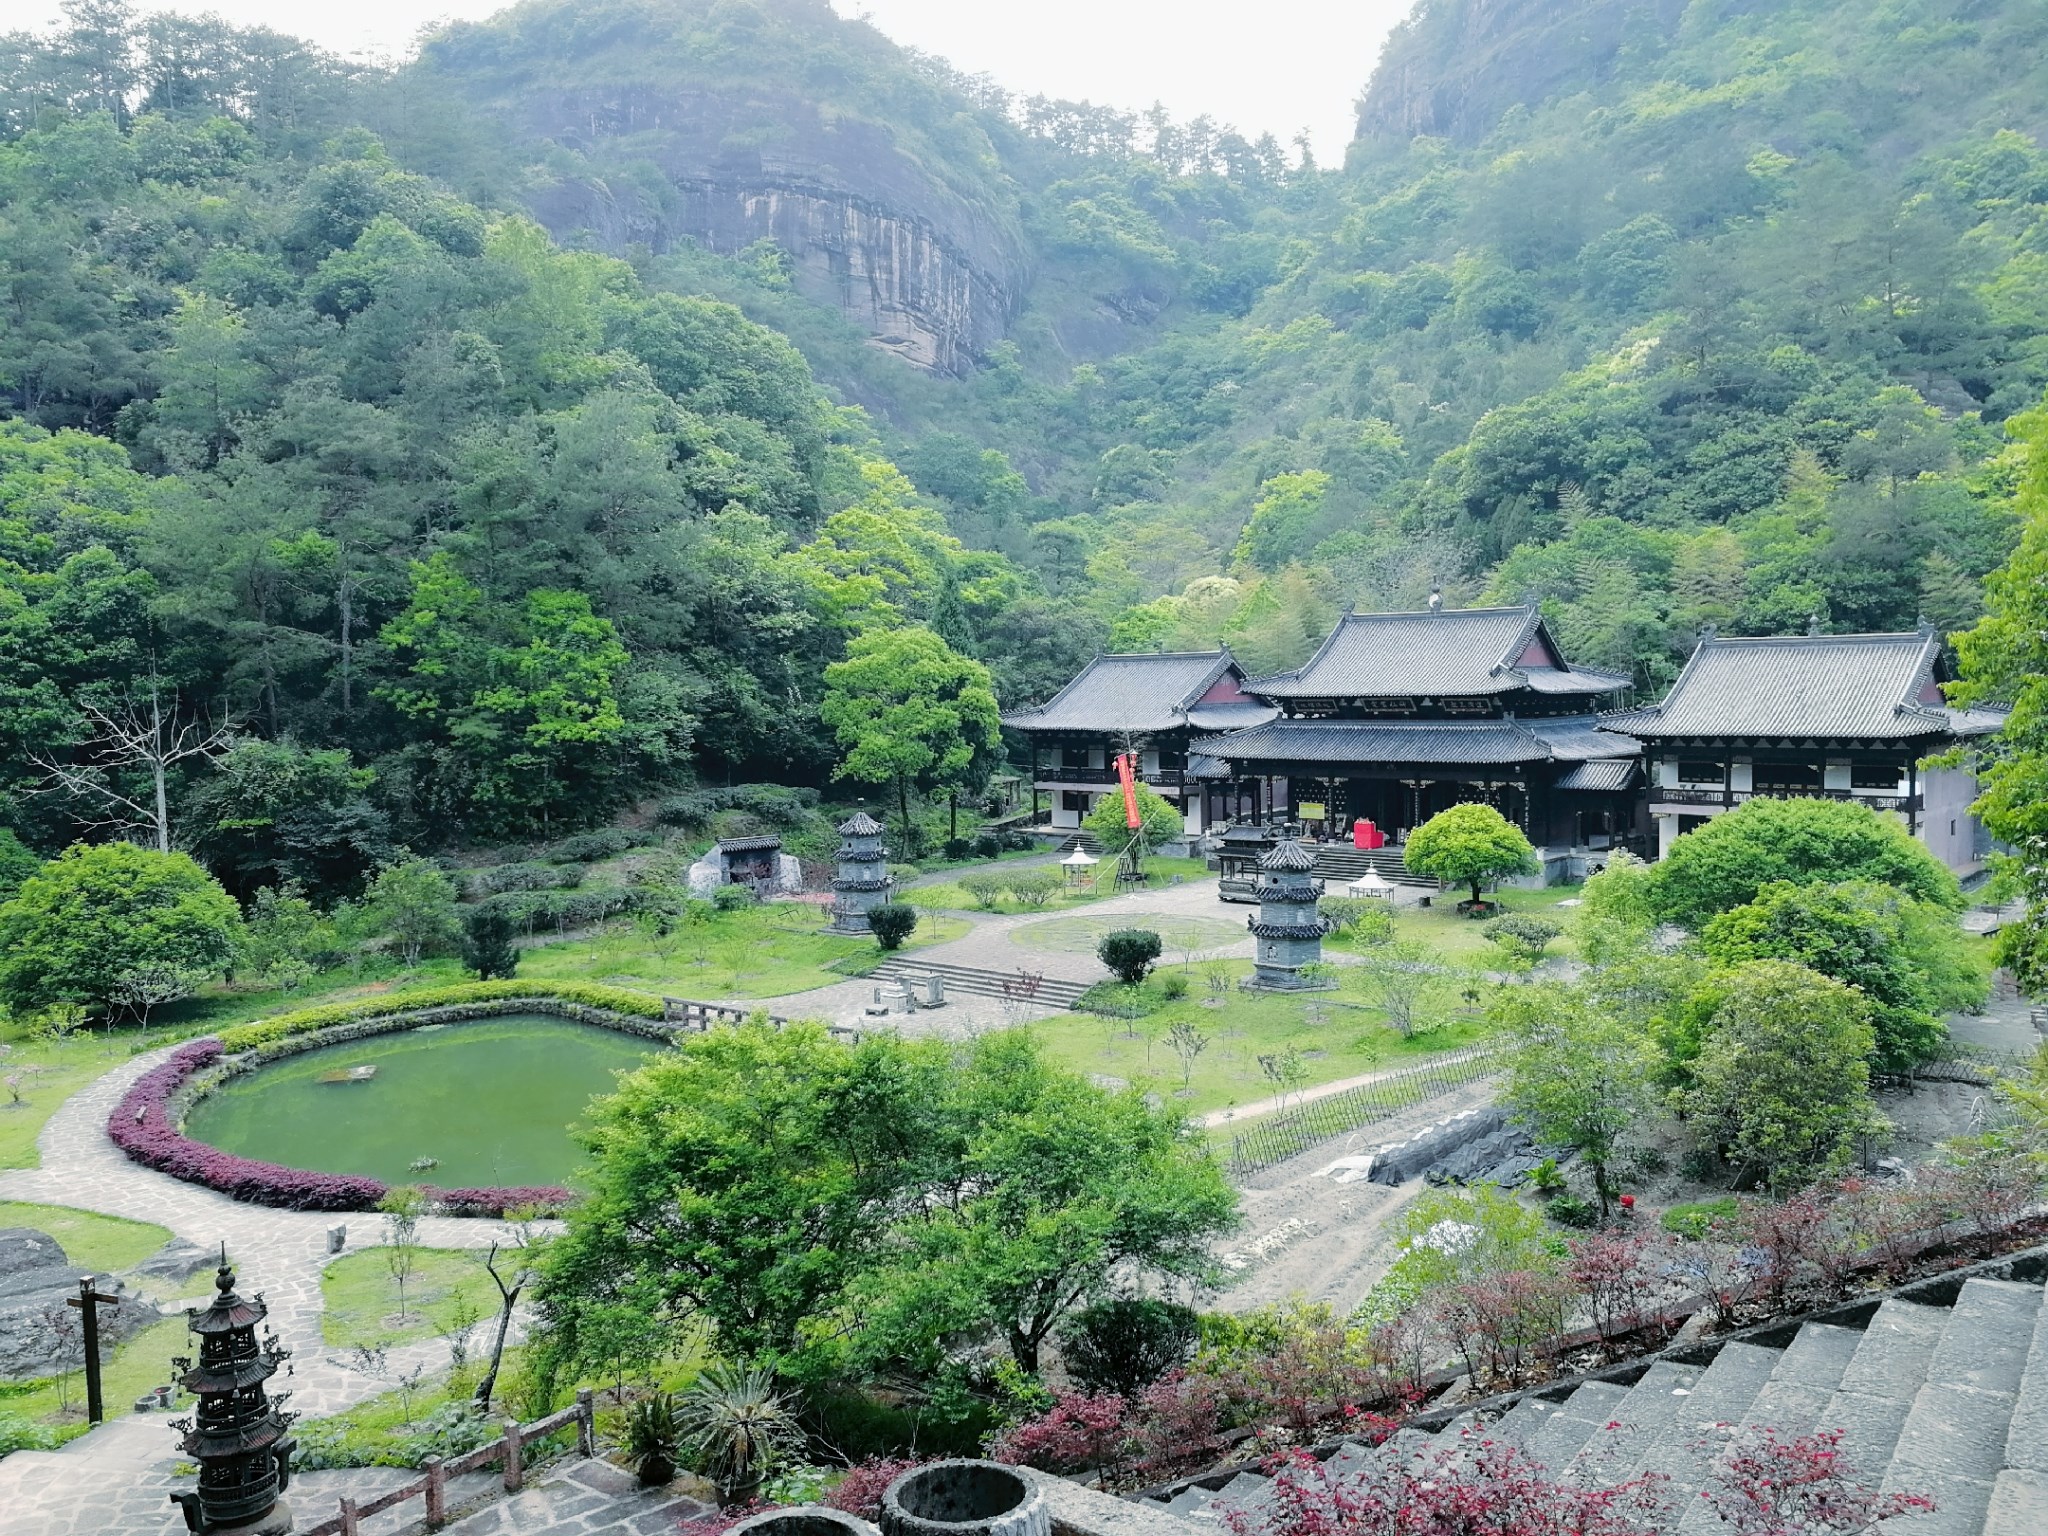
xmin=717 ymin=834 xmax=782 ymax=853
xmin=1247 ymin=606 xmax=1625 ymax=701
xmin=1554 ymin=759 xmax=1640 ymax=792
xmin=1200 ymin=716 xmax=1641 ymax=768
xmin=1186 ymin=754 xmax=1232 ymax=780
xmin=1260 ymin=840 xmax=1318 ymax=872
xmin=1002 ymin=651 xmax=1238 ymax=734
xmin=1185 ymin=701 xmax=1280 ymax=732
xmin=1618 ymin=632 xmax=2009 ymax=741
xmin=837 ymin=811 xmax=884 ymax=836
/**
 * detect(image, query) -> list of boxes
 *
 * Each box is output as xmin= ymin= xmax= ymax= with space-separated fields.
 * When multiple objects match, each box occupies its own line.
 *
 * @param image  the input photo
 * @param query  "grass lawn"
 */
xmin=1328 ymin=883 xmax=1587 ymax=963
xmin=0 ymin=1313 xmax=192 ymax=1439
xmin=912 ymin=856 xmax=1211 ymax=915
xmin=1035 ymin=958 xmax=1494 ymax=1120
xmin=320 ymin=1247 xmax=503 ymax=1350
xmin=0 ymin=1203 xmax=171 ymax=1272
xmin=516 ymin=901 xmax=970 ymax=1000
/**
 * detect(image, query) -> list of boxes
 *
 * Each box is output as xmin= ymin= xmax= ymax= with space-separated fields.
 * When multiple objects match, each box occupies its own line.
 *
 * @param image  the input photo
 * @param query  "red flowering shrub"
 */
xmin=1222 ymin=1441 xmax=1669 ymax=1536
xmin=427 ymin=1185 xmax=574 ymax=1217
xmin=1700 ymin=1426 xmax=1935 ymax=1535
xmin=108 ymin=1039 xmax=573 ymax=1214
xmin=1566 ymin=1232 xmax=1664 ymax=1346
xmin=678 ymin=1498 xmax=778 ymax=1536
xmin=824 ymin=1458 xmax=925 ymax=1520
xmin=1128 ymin=1370 xmax=1229 ymax=1479
xmin=986 ymin=1392 xmax=1128 ymax=1477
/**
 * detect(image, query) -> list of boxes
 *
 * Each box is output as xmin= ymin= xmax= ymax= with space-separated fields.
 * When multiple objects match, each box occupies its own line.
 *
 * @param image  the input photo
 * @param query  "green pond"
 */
xmin=183 ymin=1014 xmax=656 ymax=1188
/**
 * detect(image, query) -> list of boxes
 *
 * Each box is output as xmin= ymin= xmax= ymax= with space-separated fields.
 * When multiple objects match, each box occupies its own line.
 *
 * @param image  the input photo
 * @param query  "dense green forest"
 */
xmin=3 ymin=0 xmax=2047 ymax=869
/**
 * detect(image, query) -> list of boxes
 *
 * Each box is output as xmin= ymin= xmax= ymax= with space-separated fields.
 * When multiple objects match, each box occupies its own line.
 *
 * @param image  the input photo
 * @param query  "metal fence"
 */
xmin=1226 ymin=1049 xmax=1500 ymax=1178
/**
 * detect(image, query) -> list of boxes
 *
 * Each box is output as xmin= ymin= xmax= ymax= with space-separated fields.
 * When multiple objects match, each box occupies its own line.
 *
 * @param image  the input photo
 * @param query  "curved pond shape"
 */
xmin=182 ymin=1014 xmax=654 ymax=1189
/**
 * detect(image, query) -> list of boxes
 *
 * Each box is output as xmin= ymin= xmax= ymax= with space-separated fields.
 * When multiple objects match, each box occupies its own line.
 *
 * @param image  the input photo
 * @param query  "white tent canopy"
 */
xmin=1347 ymin=866 xmax=1393 ymax=897
xmin=1062 ymin=848 xmax=1099 ymax=867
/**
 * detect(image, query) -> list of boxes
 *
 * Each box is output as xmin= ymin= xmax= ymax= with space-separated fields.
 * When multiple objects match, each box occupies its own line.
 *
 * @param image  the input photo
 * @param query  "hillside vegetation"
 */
xmin=0 ymin=0 xmax=2045 ymax=862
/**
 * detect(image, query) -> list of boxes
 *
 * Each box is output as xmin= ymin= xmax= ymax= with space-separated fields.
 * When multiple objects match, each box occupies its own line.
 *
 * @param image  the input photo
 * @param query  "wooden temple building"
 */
xmin=1003 ymin=602 xmax=2005 ymax=887
xmin=1000 ymin=650 xmax=1275 ymax=839
xmin=1615 ymin=626 xmax=2006 ymax=874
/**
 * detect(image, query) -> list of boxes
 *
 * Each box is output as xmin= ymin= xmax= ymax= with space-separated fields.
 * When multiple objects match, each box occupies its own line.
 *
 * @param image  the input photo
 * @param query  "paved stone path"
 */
xmin=0 ymin=1045 xmax=534 ymax=1532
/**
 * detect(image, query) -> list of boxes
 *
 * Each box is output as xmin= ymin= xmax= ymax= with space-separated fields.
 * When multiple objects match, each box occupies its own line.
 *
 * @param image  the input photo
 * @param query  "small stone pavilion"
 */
xmin=1245 ymin=839 xmax=1330 ymax=991
xmin=829 ymin=811 xmax=895 ymax=934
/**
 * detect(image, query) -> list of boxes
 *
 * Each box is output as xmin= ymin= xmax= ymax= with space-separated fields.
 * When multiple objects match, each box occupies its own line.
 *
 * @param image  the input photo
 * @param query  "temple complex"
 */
xmin=1007 ymin=605 xmax=2004 ymax=883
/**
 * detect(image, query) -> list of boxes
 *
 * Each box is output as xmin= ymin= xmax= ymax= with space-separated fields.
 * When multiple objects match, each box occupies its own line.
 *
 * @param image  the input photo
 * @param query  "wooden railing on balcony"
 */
xmin=1035 ymin=765 xmax=1187 ymax=787
xmin=1651 ymin=786 xmax=1921 ymax=813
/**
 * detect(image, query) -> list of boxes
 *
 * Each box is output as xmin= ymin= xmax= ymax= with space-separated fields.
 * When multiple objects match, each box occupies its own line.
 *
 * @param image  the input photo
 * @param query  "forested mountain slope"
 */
xmin=1 ymin=0 xmax=2046 ymax=865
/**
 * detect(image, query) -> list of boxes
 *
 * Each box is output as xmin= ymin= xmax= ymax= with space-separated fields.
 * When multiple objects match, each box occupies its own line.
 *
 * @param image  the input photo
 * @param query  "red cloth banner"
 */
xmin=1115 ymin=753 xmax=1141 ymax=829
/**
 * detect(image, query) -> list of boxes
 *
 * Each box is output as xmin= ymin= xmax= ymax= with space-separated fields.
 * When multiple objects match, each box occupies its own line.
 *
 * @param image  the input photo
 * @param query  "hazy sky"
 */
xmin=18 ymin=0 xmax=1412 ymax=160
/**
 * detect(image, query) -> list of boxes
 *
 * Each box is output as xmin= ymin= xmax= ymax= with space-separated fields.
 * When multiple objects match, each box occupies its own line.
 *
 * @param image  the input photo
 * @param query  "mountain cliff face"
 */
xmin=1357 ymin=0 xmax=1687 ymax=144
xmin=421 ymin=1 xmax=1028 ymax=376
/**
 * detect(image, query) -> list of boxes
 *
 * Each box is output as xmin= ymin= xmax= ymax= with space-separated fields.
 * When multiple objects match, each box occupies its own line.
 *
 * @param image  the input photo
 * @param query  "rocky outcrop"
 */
xmin=1356 ymin=0 xmax=1687 ymax=145
xmin=512 ymin=88 xmax=1027 ymax=377
xmin=0 ymin=1228 xmax=157 ymax=1379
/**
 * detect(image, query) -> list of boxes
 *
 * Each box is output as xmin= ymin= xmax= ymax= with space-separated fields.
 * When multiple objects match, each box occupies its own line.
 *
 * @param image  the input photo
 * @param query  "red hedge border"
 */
xmin=109 ymin=1039 xmax=572 ymax=1216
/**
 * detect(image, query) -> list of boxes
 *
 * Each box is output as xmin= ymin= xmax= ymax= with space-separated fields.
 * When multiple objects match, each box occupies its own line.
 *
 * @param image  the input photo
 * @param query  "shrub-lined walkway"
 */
xmin=0 ymin=1041 xmax=522 ymax=1530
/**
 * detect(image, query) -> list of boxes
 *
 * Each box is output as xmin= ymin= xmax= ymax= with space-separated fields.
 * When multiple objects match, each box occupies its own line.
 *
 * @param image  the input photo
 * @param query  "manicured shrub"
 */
xmin=546 ymin=828 xmax=652 ymax=864
xmin=971 ymin=833 xmax=1004 ymax=858
xmin=466 ymin=861 xmax=584 ymax=897
xmin=959 ymin=871 xmax=1008 ymax=910
xmin=943 ymin=837 xmax=974 ymax=860
xmin=867 ymin=904 xmax=918 ymax=950
xmin=1157 ymin=971 xmax=1190 ymax=1001
xmin=461 ymin=903 xmax=520 ymax=980
xmin=216 ymin=980 xmax=665 ymax=1052
xmin=711 ymin=882 xmax=754 ymax=912
xmin=1061 ymin=1297 xmax=1199 ymax=1398
xmin=1098 ymin=928 xmax=1163 ymax=985
xmin=1483 ymin=913 xmax=1563 ymax=960
xmin=1007 ymin=869 xmax=1062 ymax=908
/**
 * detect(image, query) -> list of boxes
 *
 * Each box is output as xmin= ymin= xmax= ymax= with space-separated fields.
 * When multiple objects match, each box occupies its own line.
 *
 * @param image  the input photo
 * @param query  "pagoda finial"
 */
xmin=1427 ymin=586 xmax=1444 ymax=615
xmin=1807 ymin=612 xmax=1823 ymax=635
xmin=1917 ymin=611 xmax=1935 ymax=636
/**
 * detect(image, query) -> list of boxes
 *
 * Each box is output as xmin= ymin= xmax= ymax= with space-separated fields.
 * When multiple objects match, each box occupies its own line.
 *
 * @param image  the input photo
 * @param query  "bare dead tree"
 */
xmin=31 ymin=678 xmax=235 ymax=853
xmin=474 ymin=1218 xmax=546 ymax=1413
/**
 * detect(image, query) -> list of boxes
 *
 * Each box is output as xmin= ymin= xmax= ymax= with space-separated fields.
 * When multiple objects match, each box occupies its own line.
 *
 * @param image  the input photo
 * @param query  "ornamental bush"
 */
xmin=1402 ymin=804 xmax=1538 ymax=909
xmin=1098 ymin=929 xmax=1163 ymax=985
xmin=216 ymin=979 xmax=664 ymax=1052
xmin=867 ymin=903 xmax=918 ymax=950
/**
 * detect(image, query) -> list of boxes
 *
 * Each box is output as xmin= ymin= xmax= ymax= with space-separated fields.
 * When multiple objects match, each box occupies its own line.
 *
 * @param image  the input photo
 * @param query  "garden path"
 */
xmin=0 ymin=1041 xmax=530 ymax=1527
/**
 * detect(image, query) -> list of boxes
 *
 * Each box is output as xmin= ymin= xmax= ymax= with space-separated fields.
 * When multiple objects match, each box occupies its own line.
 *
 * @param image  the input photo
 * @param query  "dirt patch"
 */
xmin=1209 ymin=1080 xmax=1500 ymax=1315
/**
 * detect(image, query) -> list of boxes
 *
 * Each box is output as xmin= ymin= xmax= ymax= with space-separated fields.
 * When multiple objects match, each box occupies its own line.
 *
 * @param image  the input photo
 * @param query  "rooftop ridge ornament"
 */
xmin=169 ymin=1250 xmax=296 ymax=1535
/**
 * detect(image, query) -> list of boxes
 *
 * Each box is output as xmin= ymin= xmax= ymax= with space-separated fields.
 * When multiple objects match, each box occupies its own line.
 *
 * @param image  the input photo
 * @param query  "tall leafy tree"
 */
xmin=0 ymin=840 xmax=241 ymax=1015
xmin=1494 ymin=981 xmax=1656 ymax=1216
xmin=821 ymin=625 xmax=1001 ymax=847
xmin=1950 ymin=400 xmax=2048 ymax=993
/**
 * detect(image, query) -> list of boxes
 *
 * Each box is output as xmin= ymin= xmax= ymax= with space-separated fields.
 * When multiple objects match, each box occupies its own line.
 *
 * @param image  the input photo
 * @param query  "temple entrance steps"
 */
xmin=868 ymin=957 xmax=1095 ymax=1010
xmin=1139 ymin=1271 xmax=2048 ymax=1536
xmin=1058 ymin=831 xmax=1105 ymax=855
xmin=1311 ymin=846 xmax=1439 ymax=888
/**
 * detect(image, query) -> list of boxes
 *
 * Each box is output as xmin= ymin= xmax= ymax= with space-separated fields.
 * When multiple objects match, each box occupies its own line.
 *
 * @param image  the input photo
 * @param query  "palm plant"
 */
xmin=675 ymin=1360 xmax=802 ymax=1503
xmin=622 ymin=1393 xmax=683 ymax=1487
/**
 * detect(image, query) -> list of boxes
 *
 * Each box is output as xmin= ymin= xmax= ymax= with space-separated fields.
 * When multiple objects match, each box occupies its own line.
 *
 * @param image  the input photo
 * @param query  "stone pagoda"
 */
xmin=1244 ymin=839 xmax=1330 ymax=991
xmin=169 ymin=1255 xmax=296 ymax=1536
xmin=829 ymin=811 xmax=895 ymax=935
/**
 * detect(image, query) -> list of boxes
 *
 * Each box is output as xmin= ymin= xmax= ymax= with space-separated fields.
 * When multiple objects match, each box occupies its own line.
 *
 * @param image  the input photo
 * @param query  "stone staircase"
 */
xmin=1310 ymin=846 xmax=1439 ymax=889
xmin=868 ymin=957 xmax=1094 ymax=1010
xmin=1143 ymin=1273 xmax=2048 ymax=1536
